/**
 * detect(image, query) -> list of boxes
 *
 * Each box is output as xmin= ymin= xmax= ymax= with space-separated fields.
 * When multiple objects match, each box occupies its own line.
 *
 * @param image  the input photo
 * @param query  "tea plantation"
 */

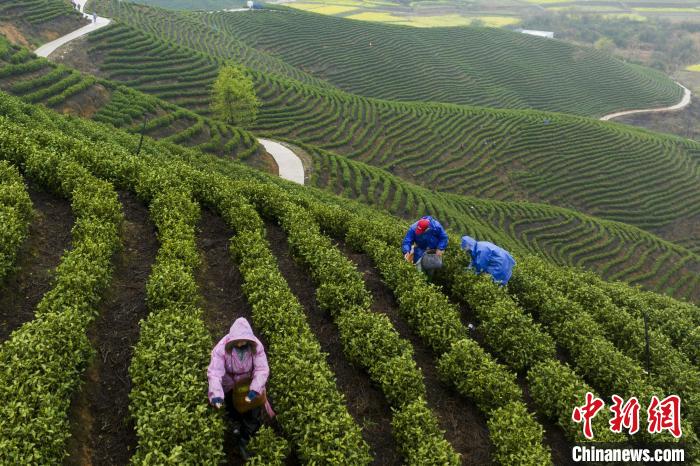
xmin=77 ymin=18 xmax=700 ymax=256
xmin=94 ymin=0 xmax=683 ymax=116
xmin=0 ymin=0 xmax=81 ymax=26
xmin=0 ymin=89 xmax=698 ymax=464
xmin=1 ymin=37 xmax=699 ymax=300
xmin=0 ymin=1 xmax=699 ymax=463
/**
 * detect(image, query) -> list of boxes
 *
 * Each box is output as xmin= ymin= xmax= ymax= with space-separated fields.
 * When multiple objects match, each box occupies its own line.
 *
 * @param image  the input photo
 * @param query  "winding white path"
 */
xmin=30 ymin=4 xmax=306 ymax=184
xmin=258 ymin=138 xmax=305 ymax=184
xmin=34 ymin=0 xmax=110 ymax=58
xmin=600 ymin=82 xmax=691 ymax=121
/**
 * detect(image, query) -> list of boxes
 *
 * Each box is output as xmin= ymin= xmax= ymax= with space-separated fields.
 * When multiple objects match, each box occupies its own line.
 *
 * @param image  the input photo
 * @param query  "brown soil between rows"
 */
xmin=0 ymin=182 xmax=73 ymax=343
xmin=339 ymin=243 xmax=493 ymax=465
xmin=55 ymin=35 xmax=107 ymax=79
xmin=247 ymin=147 xmax=279 ymax=177
xmin=54 ymin=83 xmax=112 ymax=119
xmin=65 ymin=191 xmax=158 ymax=466
xmin=519 ymin=377 xmax=575 ymax=466
xmin=265 ymin=221 xmax=402 ymax=466
xmin=433 ymin=262 xmax=575 ymax=464
xmin=196 ymin=209 xmax=251 ymax=466
xmin=0 ymin=22 xmax=30 ymax=47
xmin=197 ymin=209 xmax=255 ymax=351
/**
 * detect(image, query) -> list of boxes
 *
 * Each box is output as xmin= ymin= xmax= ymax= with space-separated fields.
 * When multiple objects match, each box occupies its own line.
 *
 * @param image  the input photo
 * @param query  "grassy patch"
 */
xmin=602 ymin=13 xmax=647 ymax=21
xmin=470 ymin=16 xmax=520 ymax=27
xmin=346 ymin=11 xmax=409 ymax=23
xmin=346 ymin=11 xmax=519 ymax=27
xmin=288 ymin=3 xmax=359 ymax=15
xmin=634 ymin=7 xmax=700 ymax=13
xmin=405 ymin=14 xmax=475 ymax=27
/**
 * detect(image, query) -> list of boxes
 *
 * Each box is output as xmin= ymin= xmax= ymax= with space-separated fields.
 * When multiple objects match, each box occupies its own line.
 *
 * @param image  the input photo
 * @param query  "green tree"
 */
xmin=210 ymin=64 xmax=260 ymax=127
xmin=594 ymin=37 xmax=615 ymax=54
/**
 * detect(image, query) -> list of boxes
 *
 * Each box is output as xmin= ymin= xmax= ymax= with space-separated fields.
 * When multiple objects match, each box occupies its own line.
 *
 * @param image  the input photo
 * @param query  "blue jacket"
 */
xmin=461 ymin=235 xmax=515 ymax=285
xmin=402 ymin=216 xmax=449 ymax=263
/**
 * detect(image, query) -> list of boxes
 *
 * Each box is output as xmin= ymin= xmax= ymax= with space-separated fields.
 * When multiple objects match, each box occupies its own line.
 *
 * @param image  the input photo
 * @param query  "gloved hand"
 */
xmin=211 ymin=397 xmax=224 ymax=409
xmin=245 ymin=390 xmax=258 ymax=402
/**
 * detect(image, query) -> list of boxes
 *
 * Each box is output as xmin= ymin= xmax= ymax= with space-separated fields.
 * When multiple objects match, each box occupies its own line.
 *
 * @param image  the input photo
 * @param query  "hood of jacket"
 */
xmin=461 ymin=235 xmax=477 ymax=253
xmin=225 ymin=317 xmax=263 ymax=352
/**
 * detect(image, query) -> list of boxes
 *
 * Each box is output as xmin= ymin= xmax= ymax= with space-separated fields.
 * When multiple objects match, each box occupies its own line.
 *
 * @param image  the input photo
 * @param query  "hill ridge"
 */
xmin=187 ymin=3 xmax=682 ymax=116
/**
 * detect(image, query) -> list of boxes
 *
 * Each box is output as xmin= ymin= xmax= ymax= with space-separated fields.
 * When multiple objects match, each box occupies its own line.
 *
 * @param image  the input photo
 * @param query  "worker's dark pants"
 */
xmin=224 ymin=389 xmax=262 ymax=444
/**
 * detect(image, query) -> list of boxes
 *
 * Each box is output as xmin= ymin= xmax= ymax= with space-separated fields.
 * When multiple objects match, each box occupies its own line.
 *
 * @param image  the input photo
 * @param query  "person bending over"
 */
xmin=461 ymin=235 xmax=516 ymax=285
xmin=208 ymin=317 xmax=275 ymax=459
xmin=402 ymin=216 xmax=448 ymax=274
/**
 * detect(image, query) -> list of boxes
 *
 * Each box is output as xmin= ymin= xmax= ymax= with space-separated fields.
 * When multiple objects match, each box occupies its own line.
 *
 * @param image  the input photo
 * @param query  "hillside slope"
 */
xmin=95 ymin=0 xmax=683 ymax=117
xmin=3 ymin=41 xmax=700 ymax=300
xmin=77 ymin=21 xmax=700 ymax=254
xmin=92 ymin=0 xmax=333 ymax=89
xmin=0 ymin=0 xmax=86 ymax=47
xmin=2 ymin=89 xmax=698 ymax=465
xmin=1 ymin=6 xmax=699 ymax=465
xmin=262 ymin=141 xmax=700 ymax=301
xmin=130 ymin=0 xmax=246 ymax=9
xmin=4 ymin=6 xmax=700 ymax=299
xmin=0 ymin=40 xmax=260 ymax=158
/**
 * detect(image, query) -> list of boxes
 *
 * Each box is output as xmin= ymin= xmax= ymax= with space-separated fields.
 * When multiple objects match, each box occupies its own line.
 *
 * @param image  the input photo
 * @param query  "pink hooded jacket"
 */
xmin=207 ymin=318 xmax=274 ymax=417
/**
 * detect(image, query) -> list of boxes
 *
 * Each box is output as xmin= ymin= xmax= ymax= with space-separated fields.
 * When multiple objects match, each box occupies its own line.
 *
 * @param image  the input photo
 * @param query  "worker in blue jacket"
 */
xmin=402 ymin=216 xmax=449 ymax=272
xmin=460 ymin=235 xmax=515 ymax=285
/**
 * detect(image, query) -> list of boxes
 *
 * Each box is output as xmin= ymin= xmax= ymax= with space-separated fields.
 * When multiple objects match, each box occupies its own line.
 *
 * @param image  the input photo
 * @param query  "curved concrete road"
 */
xmin=600 ymin=82 xmax=691 ymax=121
xmin=34 ymin=18 xmax=111 ymax=58
xmin=258 ymin=138 xmax=305 ymax=185
xmin=34 ymin=0 xmax=110 ymax=58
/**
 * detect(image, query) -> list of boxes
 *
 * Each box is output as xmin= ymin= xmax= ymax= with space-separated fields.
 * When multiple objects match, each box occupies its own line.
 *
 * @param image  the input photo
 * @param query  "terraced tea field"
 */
xmin=4 ymin=34 xmax=700 ymax=301
xmin=130 ymin=0 xmax=247 ymax=9
xmin=0 ymin=0 xmax=86 ymax=46
xmin=5 ymin=0 xmax=700 ymax=303
xmin=2 ymin=1 xmax=700 ymax=465
xmin=0 ymin=0 xmax=80 ymax=26
xmin=93 ymin=0 xmax=683 ymax=117
xmin=92 ymin=0 xmax=331 ymax=89
xmin=0 ymin=40 xmax=259 ymax=159
xmin=78 ymin=21 xmax=700 ymax=255
xmin=200 ymin=7 xmax=682 ymax=114
xmin=260 ymin=143 xmax=700 ymax=301
xmin=0 ymin=89 xmax=698 ymax=465
xmin=5 ymin=21 xmax=700 ymax=301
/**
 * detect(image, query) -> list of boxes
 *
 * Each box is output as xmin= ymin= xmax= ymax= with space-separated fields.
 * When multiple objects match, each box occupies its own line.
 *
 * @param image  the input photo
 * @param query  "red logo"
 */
xmin=573 ymin=394 xmax=683 ymax=439
xmin=572 ymin=392 xmax=605 ymax=439
xmin=609 ymin=395 xmax=640 ymax=435
xmin=647 ymin=395 xmax=682 ymax=438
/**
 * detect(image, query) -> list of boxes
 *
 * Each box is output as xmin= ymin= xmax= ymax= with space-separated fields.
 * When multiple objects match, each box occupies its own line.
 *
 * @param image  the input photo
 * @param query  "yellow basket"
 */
xmin=232 ymin=377 xmax=266 ymax=413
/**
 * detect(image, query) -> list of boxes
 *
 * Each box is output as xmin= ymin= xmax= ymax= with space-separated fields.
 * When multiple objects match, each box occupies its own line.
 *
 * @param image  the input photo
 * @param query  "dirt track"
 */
xmin=66 ymin=191 xmax=158 ymax=466
xmin=0 ymin=183 xmax=73 ymax=343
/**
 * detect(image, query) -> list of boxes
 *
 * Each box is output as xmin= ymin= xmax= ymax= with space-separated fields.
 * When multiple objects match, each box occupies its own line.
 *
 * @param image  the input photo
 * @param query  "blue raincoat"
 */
xmin=461 ymin=235 xmax=515 ymax=285
xmin=402 ymin=216 xmax=449 ymax=263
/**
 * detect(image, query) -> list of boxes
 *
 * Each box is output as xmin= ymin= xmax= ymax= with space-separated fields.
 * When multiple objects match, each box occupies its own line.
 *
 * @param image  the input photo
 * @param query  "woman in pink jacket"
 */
xmin=208 ymin=317 xmax=274 ymax=455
